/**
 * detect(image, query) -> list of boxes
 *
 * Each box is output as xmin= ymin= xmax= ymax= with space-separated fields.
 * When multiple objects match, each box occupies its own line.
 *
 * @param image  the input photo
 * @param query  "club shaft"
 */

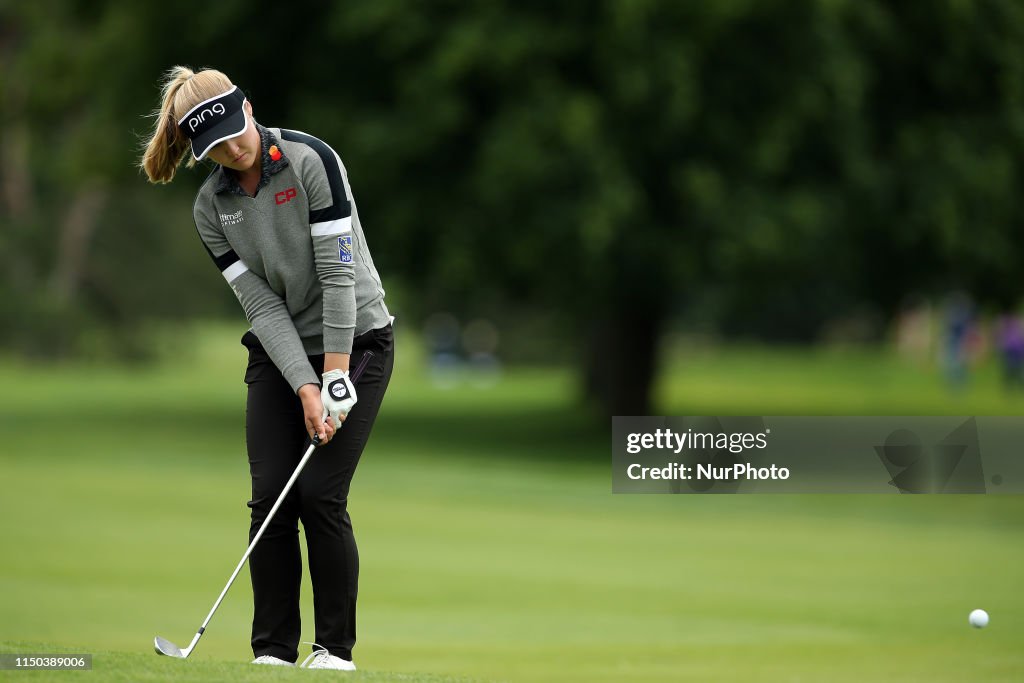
xmin=197 ymin=440 xmax=318 ymax=632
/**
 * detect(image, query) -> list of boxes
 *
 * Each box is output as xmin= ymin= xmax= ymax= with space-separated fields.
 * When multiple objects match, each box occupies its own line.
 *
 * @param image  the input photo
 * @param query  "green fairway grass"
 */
xmin=1 ymin=325 xmax=1022 ymax=682
xmin=656 ymin=340 xmax=1024 ymax=415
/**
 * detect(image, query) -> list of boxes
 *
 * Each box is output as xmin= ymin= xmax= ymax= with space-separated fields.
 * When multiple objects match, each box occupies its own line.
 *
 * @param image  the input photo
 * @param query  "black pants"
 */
xmin=241 ymin=324 xmax=394 ymax=663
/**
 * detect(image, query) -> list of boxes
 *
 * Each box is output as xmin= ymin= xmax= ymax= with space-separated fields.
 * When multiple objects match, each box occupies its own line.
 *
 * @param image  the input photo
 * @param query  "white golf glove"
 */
xmin=321 ymin=369 xmax=358 ymax=427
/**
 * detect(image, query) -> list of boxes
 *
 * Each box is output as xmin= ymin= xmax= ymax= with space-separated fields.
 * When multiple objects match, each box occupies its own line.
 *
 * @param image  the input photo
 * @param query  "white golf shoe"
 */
xmin=251 ymin=655 xmax=295 ymax=666
xmin=300 ymin=645 xmax=357 ymax=671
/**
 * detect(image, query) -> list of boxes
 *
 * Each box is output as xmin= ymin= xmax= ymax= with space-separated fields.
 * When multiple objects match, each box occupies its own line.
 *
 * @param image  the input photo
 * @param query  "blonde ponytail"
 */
xmin=140 ymin=65 xmax=235 ymax=184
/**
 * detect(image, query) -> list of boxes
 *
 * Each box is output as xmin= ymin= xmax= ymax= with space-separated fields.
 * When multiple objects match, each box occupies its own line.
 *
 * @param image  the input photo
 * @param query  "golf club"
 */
xmin=154 ymin=432 xmax=321 ymax=658
xmin=154 ymin=354 xmax=367 ymax=660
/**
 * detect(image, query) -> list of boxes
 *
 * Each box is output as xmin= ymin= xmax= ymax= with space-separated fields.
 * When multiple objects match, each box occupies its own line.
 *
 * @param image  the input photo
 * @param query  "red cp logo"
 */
xmin=275 ymin=188 xmax=297 ymax=205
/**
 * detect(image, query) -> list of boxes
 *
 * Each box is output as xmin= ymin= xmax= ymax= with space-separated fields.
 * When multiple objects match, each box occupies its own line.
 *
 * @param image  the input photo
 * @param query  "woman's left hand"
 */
xmin=321 ymin=368 xmax=357 ymax=432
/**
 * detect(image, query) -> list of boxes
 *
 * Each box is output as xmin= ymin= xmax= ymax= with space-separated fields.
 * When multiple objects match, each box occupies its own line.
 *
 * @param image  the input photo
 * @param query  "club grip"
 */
xmin=311 ymin=350 xmax=376 ymax=448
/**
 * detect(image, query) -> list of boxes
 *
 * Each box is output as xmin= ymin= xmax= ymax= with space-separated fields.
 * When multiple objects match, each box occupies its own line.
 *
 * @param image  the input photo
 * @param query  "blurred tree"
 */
xmin=3 ymin=0 xmax=1024 ymax=416
xmin=306 ymin=0 xmax=1024 ymax=414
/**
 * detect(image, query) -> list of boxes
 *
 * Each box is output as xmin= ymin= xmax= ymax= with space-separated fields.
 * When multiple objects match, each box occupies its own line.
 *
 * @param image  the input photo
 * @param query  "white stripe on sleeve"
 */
xmin=311 ymin=216 xmax=352 ymax=237
xmin=222 ymin=260 xmax=249 ymax=283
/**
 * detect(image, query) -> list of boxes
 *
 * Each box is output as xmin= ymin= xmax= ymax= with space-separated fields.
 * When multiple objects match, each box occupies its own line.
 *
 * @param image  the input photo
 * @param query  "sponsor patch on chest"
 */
xmin=275 ymin=187 xmax=297 ymax=205
xmin=339 ymin=235 xmax=353 ymax=263
xmin=219 ymin=209 xmax=244 ymax=226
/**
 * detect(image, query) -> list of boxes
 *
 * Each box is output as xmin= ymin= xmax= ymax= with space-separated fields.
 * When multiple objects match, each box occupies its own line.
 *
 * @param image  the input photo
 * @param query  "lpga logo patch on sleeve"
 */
xmin=338 ymin=235 xmax=353 ymax=263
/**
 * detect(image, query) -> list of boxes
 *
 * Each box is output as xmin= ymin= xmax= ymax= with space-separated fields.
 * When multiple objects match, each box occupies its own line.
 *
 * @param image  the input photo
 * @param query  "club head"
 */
xmin=154 ymin=636 xmax=184 ymax=658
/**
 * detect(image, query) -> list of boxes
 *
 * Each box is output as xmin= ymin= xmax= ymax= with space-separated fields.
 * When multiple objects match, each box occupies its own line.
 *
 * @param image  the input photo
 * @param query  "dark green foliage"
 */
xmin=3 ymin=1 xmax=1024 ymax=411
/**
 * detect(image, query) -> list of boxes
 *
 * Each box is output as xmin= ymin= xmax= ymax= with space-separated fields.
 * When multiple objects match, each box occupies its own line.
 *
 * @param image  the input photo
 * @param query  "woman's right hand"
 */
xmin=298 ymin=383 xmax=335 ymax=445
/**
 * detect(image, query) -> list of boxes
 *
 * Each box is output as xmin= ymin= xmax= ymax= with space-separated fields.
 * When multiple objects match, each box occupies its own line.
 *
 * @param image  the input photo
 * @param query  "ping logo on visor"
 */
xmin=177 ymin=86 xmax=248 ymax=161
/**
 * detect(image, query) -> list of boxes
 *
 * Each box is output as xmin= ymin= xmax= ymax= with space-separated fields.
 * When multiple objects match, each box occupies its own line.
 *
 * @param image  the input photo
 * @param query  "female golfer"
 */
xmin=140 ymin=66 xmax=394 ymax=670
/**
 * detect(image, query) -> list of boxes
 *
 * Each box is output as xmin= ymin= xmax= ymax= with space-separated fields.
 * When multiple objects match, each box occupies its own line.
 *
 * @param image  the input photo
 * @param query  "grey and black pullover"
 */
xmin=192 ymin=124 xmax=391 ymax=392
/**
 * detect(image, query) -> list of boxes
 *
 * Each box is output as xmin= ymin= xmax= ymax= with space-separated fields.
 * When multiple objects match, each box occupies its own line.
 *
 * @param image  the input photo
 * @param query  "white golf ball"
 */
xmin=969 ymin=609 xmax=989 ymax=628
